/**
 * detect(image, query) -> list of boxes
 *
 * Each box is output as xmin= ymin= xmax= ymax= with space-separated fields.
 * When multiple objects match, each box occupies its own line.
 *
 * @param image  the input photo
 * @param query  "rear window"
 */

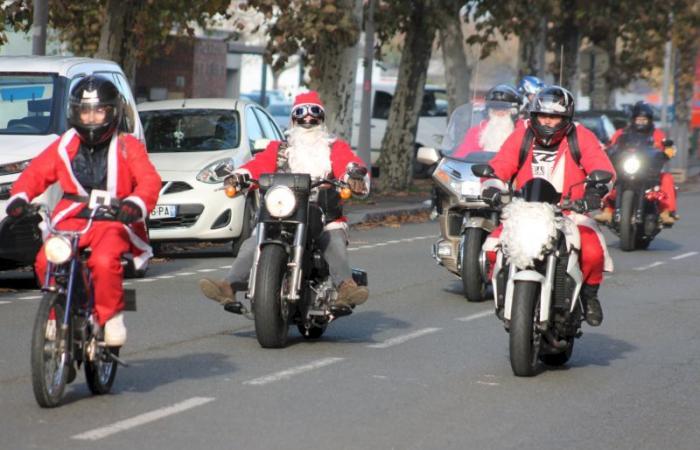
xmin=140 ymin=109 xmax=240 ymax=153
xmin=0 ymin=74 xmax=58 ymax=135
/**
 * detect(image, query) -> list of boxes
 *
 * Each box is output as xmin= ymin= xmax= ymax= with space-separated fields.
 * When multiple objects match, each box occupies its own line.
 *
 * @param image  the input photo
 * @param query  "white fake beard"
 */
xmin=285 ymin=125 xmax=333 ymax=179
xmin=501 ymin=199 xmax=560 ymax=270
xmin=479 ymin=112 xmax=515 ymax=152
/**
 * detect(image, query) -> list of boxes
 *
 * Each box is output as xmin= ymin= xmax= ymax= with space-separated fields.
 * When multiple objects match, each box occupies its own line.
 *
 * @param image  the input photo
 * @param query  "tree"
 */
xmin=0 ymin=1 xmax=32 ymax=46
xmin=437 ymin=0 xmax=472 ymax=116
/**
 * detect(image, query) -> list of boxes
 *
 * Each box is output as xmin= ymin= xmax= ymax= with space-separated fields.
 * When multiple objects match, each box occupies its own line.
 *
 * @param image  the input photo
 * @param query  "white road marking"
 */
xmin=671 ymin=251 xmax=698 ymax=260
xmin=368 ymin=328 xmax=441 ymax=349
xmin=243 ymin=357 xmax=344 ymax=386
xmin=456 ymin=310 xmax=493 ymax=322
xmin=347 ymin=234 xmax=439 ymax=252
xmin=72 ymin=397 xmax=215 ymax=441
xmin=634 ymin=261 xmax=665 ymax=271
xmin=219 ymin=265 xmax=230 ymax=269
xmin=155 ymin=275 xmax=175 ymax=279
xmin=175 ymin=272 xmax=195 ymax=276
xmin=135 ymin=278 xmax=156 ymax=283
xmin=197 ymin=268 xmax=218 ymax=273
xmin=0 ymin=301 xmax=10 ymax=305
xmin=18 ymin=295 xmax=41 ymax=300
xmin=122 ymin=282 xmax=132 ymax=286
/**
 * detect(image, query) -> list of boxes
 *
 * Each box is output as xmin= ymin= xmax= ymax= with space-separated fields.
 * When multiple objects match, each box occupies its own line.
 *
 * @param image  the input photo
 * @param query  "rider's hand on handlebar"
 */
xmin=481 ymin=187 xmax=503 ymax=206
xmin=224 ymin=172 xmax=250 ymax=189
xmin=6 ymin=197 xmax=29 ymax=218
xmin=664 ymin=146 xmax=676 ymax=159
xmin=583 ymin=188 xmax=603 ymax=211
xmin=116 ymin=200 xmax=142 ymax=224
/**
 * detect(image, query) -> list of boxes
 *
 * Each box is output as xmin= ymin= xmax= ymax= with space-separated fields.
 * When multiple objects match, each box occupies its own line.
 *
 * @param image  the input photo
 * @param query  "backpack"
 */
xmin=517 ymin=124 xmax=581 ymax=169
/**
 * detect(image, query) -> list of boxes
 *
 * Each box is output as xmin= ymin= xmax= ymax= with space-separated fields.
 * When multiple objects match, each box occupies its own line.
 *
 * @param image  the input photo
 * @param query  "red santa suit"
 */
xmin=453 ymin=118 xmax=525 ymax=158
xmin=9 ymin=129 xmax=161 ymax=325
xmin=605 ymin=127 xmax=676 ymax=213
xmin=483 ymin=123 xmax=616 ymax=285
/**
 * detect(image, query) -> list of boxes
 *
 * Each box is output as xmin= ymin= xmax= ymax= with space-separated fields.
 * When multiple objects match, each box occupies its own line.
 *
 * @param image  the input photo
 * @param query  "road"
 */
xmin=1 ymin=191 xmax=700 ymax=450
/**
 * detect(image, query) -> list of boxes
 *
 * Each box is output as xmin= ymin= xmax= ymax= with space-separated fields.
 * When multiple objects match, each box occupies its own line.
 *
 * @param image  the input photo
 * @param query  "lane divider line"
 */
xmin=634 ymin=261 xmax=665 ymax=271
xmin=0 ymin=301 xmax=10 ymax=305
xmin=174 ymin=272 xmax=195 ymax=276
xmin=18 ymin=295 xmax=42 ymax=300
xmin=219 ymin=265 xmax=230 ymax=269
xmin=671 ymin=251 xmax=698 ymax=260
xmin=135 ymin=278 xmax=156 ymax=283
xmin=455 ymin=310 xmax=493 ymax=322
xmin=72 ymin=397 xmax=215 ymax=441
xmin=243 ymin=357 xmax=344 ymax=386
xmin=155 ymin=275 xmax=175 ymax=279
xmin=367 ymin=327 xmax=441 ymax=349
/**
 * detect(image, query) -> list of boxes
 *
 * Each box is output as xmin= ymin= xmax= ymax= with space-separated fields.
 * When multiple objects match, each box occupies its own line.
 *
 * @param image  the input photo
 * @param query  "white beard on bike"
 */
xmin=501 ymin=199 xmax=560 ymax=270
xmin=479 ymin=111 xmax=515 ymax=152
xmin=285 ymin=125 xmax=333 ymax=179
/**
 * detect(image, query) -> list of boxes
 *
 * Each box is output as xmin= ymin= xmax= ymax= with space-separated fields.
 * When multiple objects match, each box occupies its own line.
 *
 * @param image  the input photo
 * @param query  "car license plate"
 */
xmin=150 ymin=205 xmax=178 ymax=219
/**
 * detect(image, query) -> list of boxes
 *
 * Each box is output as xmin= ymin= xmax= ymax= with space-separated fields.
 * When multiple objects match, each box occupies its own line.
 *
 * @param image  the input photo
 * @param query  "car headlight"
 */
xmin=0 ymin=159 xmax=31 ymax=176
xmin=264 ymin=186 xmax=296 ymax=218
xmin=622 ymin=156 xmax=641 ymax=175
xmin=196 ymin=159 xmax=234 ymax=184
xmin=44 ymin=235 xmax=72 ymax=264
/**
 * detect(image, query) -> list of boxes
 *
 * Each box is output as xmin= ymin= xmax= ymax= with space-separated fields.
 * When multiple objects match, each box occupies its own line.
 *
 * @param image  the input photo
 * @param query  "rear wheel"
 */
xmin=31 ymin=293 xmax=69 ymax=408
xmin=461 ymin=228 xmax=487 ymax=302
xmin=253 ymin=245 xmax=290 ymax=348
xmin=85 ymin=347 xmax=119 ymax=395
xmin=619 ymin=190 xmax=637 ymax=251
xmin=509 ymin=281 xmax=541 ymax=377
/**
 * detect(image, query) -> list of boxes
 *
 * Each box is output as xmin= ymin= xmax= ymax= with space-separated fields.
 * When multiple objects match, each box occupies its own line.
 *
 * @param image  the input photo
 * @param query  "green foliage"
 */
xmin=0 ymin=0 xmax=32 ymax=46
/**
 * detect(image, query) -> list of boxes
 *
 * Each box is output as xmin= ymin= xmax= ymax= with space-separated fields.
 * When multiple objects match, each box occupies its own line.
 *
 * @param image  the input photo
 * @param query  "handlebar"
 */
xmin=26 ymin=203 xmax=119 ymax=237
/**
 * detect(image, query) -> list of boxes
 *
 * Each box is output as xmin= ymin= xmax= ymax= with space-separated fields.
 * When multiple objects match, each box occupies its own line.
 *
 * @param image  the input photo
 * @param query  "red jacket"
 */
xmin=488 ymin=123 xmax=616 ymax=201
xmin=9 ymin=130 xmax=162 ymax=269
xmin=610 ymin=127 xmax=666 ymax=151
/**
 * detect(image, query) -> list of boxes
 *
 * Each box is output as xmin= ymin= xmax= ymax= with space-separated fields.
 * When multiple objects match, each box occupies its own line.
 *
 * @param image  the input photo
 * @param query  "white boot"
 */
xmin=104 ymin=312 xmax=127 ymax=347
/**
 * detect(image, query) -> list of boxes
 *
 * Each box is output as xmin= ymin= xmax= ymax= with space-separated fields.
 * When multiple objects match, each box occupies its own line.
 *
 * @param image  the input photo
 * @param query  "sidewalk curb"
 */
xmin=347 ymin=200 xmax=433 ymax=226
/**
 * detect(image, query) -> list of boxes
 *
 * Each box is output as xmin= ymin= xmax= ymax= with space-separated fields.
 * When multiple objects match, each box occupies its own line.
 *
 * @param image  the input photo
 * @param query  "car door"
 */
xmin=252 ymin=106 xmax=284 ymax=141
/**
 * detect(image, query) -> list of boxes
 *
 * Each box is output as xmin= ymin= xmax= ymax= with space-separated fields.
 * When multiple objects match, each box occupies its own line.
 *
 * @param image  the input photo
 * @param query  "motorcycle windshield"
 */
xmin=441 ymin=102 xmax=485 ymax=155
xmin=516 ymin=178 xmax=561 ymax=204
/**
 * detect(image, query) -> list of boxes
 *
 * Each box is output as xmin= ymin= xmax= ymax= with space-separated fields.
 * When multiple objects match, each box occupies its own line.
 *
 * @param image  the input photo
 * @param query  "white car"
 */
xmin=138 ymin=98 xmax=285 ymax=255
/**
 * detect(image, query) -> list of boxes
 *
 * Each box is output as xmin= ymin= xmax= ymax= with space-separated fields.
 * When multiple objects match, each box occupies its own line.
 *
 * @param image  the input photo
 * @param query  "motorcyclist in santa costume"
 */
xmin=480 ymin=86 xmax=616 ymax=326
xmin=5 ymin=75 xmax=161 ymax=347
xmin=199 ymin=90 xmax=370 ymax=311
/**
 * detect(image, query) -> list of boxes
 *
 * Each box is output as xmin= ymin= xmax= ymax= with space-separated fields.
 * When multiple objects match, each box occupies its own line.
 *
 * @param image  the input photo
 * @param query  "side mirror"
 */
xmin=252 ymin=138 xmax=271 ymax=154
xmin=347 ymin=162 xmax=368 ymax=179
xmin=416 ymin=147 xmax=441 ymax=165
xmin=471 ymin=164 xmax=495 ymax=178
xmin=587 ymin=170 xmax=613 ymax=185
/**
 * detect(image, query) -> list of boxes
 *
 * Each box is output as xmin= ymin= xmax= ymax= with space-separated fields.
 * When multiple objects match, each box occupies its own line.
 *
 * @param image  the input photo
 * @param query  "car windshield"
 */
xmin=0 ymin=74 xmax=58 ymax=135
xmin=140 ymin=109 xmax=240 ymax=153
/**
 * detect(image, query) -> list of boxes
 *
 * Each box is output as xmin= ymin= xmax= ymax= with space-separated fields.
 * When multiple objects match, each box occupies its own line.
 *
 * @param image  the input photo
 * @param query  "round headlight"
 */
xmin=44 ymin=235 xmax=72 ymax=264
xmin=264 ymin=186 xmax=296 ymax=218
xmin=622 ymin=156 xmax=641 ymax=174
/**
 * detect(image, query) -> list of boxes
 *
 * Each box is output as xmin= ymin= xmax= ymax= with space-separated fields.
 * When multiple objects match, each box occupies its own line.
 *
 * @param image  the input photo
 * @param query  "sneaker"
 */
xmin=660 ymin=210 xmax=676 ymax=225
xmin=104 ymin=313 xmax=127 ymax=346
xmin=199 ymin=278 xmax=235 ymax=305
xmin=593 ymin=208 xmax=613 ymax=224
xmin=336 ymin=279 xmax=369 ymax=307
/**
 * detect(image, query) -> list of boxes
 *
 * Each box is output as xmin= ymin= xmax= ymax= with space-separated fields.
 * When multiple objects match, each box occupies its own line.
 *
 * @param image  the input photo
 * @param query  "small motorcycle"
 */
xmin=226 ymin=171 xmax=368 ymax=349
xmin=606 ymin=134 xmax=671 ymax=251
xmin=29 ymin=201 xmax=133 ymax=407
xmin=473 ymin=164 xmax=612 ymax=376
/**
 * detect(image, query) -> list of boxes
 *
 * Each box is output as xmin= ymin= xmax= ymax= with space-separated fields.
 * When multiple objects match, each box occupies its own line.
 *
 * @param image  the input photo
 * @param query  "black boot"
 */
xmin=581 ymin=283 xmax=603 ymax=326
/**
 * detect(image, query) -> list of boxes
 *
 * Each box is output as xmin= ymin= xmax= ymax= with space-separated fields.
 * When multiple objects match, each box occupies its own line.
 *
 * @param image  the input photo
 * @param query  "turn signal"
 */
xmin=225 ymin=185 xmax=238 ymax=198
xmin=339 ymin=187 xmax=352 ymax=200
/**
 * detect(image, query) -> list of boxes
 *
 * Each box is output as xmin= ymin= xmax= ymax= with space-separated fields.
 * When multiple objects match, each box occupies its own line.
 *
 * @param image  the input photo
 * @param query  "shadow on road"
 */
xmin=566 ymin=333 xmax=637 ymax=368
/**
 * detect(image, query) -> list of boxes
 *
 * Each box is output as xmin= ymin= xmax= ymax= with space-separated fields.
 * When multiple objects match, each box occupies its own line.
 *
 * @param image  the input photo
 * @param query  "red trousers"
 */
xmin=487 ymin=221 xmax=606 ymax=285
xmin=604 ymin=172 xmax=677 ymax=212
xmin=36 ymin=218 xmax=130 ymax=326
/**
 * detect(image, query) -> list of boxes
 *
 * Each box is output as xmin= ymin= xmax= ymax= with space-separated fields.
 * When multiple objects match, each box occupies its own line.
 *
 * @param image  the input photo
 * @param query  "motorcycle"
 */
xmin=29 ymin=199 xmax=133 ymax=407
xmin=417 ymin=103 xmax=499 ymax=302
xmin=606 ymin=134 xmax=671 ymax=251
xmin=224 ymin=170 xmax=368 ymax=349
xmin=473 ymin=164 xmax=612 ymax=376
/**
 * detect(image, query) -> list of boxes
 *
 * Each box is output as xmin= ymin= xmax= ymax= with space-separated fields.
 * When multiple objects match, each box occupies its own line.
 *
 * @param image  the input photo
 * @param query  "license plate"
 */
xmin=150 ymin=205 xmax=178 ymax=219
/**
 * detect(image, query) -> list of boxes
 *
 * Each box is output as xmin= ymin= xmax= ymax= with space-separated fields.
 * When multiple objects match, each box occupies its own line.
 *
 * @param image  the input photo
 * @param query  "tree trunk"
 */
xmin=439 ymin=1 xmax=470 ymax=117
xmin=309 ymin=0 xmax=362 ymax=141
xmin=376 ymin=0 xmax=437 ymax=192
xmin=95 ymin=0 xmax=138 ymax=84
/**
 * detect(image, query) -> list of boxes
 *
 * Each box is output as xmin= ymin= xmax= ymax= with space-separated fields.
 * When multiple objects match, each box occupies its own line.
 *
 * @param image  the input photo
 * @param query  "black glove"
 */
xmin=224 ymin=172 xmax=250 ymax=188
xmin=116 ymin=200 xmax=142 ymax=224
xmin=481 ymin=187 xmax=502 ymax=206
xmin=6 ymin=197 xmax=29 ymax=218
xmin=583 ymin=187 xmax=605 ymax=211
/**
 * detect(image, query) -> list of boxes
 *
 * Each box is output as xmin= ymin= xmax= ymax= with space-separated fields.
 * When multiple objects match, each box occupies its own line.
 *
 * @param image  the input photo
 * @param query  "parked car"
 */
xmin=266 ymin=101 xmax=292 ymax=131
xmin=240 ymin=90 xmax=289 ymax=107
xmin=0 ymin=56 xmax=144 ymax=270
xmin=574 ymin=110 xmax=618 ymax=145
xmin=138 ymin=98 xmax=284 ymax=255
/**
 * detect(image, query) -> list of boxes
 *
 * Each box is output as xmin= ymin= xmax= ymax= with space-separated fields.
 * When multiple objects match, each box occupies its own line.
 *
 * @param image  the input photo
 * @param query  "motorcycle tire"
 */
xmin=509 ymin=281 xmax=541 ymax=377
xmin=539 ymin=339 xmax=574 ymax=366
xmin=253 ymin=244 xmax=290 ymax=348
xmin=85 ymin=347 xmax=119 ymax=395
xmin=461 ymin=228 xmax=487 ymax=302
xmin=231 ymin=197 xmax=256 ymax=257
xmin=619 ymin=190 xmax=637 ymax=252
xmin=31 ymin=292 xmax=69 ymax=408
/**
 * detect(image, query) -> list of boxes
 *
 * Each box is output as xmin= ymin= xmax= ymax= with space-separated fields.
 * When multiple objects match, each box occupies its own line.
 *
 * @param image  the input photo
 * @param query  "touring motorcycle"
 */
xmin=224 ymin=169 xmax=368 ymax=348
xmin=473 ymin=164 xmax=612 ymax=376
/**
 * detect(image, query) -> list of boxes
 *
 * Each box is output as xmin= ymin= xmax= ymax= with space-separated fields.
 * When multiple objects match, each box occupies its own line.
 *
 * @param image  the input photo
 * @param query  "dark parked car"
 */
xmin=574 ymin=111 xmax=618 ymax=145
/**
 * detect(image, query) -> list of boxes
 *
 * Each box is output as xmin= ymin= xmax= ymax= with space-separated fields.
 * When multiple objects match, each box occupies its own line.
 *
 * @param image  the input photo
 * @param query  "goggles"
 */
xmin=292 ymin=104 xmax=324 ymax=119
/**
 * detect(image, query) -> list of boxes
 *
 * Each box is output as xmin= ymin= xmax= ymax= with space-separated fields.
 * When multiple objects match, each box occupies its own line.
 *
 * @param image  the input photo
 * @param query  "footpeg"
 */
xmin=224 ymin=302 xmax=247 ymax=315
xmin=106 ymin=350 xmax=129 ymax=367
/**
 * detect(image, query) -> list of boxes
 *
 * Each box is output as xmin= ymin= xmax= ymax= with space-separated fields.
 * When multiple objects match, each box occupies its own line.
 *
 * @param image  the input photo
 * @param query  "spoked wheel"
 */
xmin=461 ymin=228 xmax=487 ymax=302
xmin=253 ymin=245 xmax=290 ymax=348
xmin=297 ymin=323 xmax=327 ymax=339
xmin=509 ymin=281 xmax=541 ymax=377
xmin=31 ymin=292 xmax=69 ymax=408
xmin=540 ymin=339 xmax=574 ymax=366
xmin=85 ymin=346 xmax=119 ymax=395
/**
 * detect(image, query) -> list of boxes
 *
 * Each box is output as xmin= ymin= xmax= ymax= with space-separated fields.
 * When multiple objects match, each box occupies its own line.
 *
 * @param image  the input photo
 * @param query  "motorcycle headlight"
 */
xmin=44 ymin=235 xmax=72 ymax=264
xmin=264 ymin=186 xmax=296 ymax=218
xmin=434 ymin=163 xmax=480 ymax=198
xmin=0 ymin=159 xmax=31 ymax=176
xmin=196 ymin=159 xmax=234 ymax=184
xmin=622 ymin=156 xmax=641 ymax=175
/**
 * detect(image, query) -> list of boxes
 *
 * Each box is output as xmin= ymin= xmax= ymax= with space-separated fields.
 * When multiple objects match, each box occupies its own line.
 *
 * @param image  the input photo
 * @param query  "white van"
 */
xmin=351 ymin=82 xmax=448 ymax=176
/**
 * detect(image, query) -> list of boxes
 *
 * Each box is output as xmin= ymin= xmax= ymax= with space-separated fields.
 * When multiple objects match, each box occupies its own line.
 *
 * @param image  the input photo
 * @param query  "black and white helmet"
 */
xmin=68 ymin=75 xmax=122 ymax=146
xmin=529 ymin=85 xmax=575 ymax=146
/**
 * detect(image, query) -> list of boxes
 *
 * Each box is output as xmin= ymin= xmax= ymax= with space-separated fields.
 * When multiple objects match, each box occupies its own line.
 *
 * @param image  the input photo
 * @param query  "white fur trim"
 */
xmin=482 ymin=236 xmax=500 ymax=252
xmin=124 ymin=225 xmax=153 ymax=270
xmin=58 ymin=129 xmax=88 ymax=196
xmin=570 ymin=212 xmax=614 ymax=272
xmin=52 ymin=201 xmax=83 ymax=226
xmin=107 ymin=134 xmax=118 ymax=196
xmin=123 ymin=195 xmax=147 ymax=219
xmin=7 ymin=192 xmax=29 ymax=205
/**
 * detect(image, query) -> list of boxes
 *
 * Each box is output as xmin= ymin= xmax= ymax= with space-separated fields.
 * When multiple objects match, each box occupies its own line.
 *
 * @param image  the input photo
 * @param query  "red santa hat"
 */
xmin=292 ymin=90 xmax=325 ymax=111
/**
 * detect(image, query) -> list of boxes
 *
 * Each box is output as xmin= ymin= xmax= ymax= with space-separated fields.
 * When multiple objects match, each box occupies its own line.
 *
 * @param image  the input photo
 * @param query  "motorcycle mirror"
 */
xmin=586 ymin=170 xmax=613 ymax=185
xmin=416 ymin=146 xmax=441 ymax=165
xmin=471 ymin=164 xmax=495 ymax=178
xmin=347 ymin=163 xmax=368 ymax=179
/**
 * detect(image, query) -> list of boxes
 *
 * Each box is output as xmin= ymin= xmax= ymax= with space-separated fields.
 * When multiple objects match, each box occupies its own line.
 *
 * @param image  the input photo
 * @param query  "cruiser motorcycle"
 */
xmin=473 ymin=164 xmax=612 ymax=376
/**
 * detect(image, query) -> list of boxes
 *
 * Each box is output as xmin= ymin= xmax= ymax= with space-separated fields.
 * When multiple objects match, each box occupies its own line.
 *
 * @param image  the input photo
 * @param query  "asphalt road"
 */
xmin=1 ymin=191 xmax=700 ymax=450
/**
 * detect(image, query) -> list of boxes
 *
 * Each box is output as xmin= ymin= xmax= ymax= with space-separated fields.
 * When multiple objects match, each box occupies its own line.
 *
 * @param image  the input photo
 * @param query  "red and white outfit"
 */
xmin=483 ymin=124 xmax=616 ymax=285
xmin=453 ymin=118 xmax=525 ymax=158
xmin=9 ymin=130 xmax=161 ymax=325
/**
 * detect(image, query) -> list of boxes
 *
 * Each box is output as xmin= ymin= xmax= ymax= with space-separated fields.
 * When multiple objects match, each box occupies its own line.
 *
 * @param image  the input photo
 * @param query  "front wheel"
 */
xmin=253 ymin=245 xmax=290 ymax=348
xmin=619 ymin=190 xmax=637 ymax=252
xmin=85 ymin=347 xmax=119 ymax=395
xmin=509 ymin=281 xmax=541 ymax=377
xmin=461 ymin=228 xmax=487 ymax=302
xmin=31 ymin=293 xmax=69 ymax=408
